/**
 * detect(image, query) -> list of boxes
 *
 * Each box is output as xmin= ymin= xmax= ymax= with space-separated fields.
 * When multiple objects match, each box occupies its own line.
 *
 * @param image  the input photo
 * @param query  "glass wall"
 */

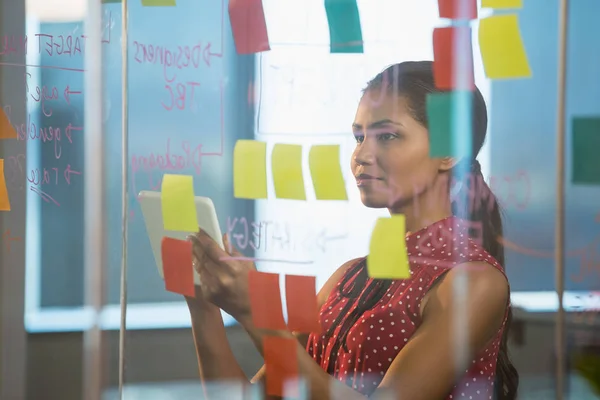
xmin=1 ymin=0 xmax=599 ymax=399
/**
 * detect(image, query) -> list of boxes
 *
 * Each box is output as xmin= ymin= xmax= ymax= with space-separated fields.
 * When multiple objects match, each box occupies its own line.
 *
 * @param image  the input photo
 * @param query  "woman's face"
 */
xmin=351 ymin=92 xmax=443 ymax=210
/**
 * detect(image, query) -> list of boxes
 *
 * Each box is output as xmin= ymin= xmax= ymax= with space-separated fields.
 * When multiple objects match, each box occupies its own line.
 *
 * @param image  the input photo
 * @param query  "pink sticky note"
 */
xmin=285 ymin=275 xmax=321 ymax=334
xmin=264 ymin=336 xmax=299 ymax=398
xmin=433 ymin=26 xmax=475 ymax=90
xmin=248 ymin=271 xmax=286 ymax=330
xmin=438 ymin=0 xmax=478 ymax=20
xmin=228 ymin=0 xmax=270 ymax=55
xmin=161 ymin=237 xmax=195 ymax=297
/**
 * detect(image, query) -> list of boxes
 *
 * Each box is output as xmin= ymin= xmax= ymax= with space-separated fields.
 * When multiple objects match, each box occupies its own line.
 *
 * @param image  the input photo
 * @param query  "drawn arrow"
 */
xmin=65 ymin=123 xmax=84 ymax=143
xmin=203 ymin=42 xmax=223 ymax=67
xmin=64 ymin=85 xmax=82 ymax=105
xmin=315 ymin=229 xmax=347 ymax=252
xmin=2 ymin=229 xmax=22 ymax=253
xmin=63 ymin=164 xmax=82 ymax=185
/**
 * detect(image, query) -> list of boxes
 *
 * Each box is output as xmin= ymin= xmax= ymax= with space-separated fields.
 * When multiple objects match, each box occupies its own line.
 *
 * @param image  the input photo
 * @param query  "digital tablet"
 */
xmin=138 ymin=190 xmax=224 ymax=285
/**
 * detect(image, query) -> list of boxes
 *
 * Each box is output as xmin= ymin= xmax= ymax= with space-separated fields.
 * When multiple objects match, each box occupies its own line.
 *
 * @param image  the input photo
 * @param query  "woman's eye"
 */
xmin=354 ymin=135 xmax=364 ymax=143
xmin=378 ymin=133 xmax=396 ymax=141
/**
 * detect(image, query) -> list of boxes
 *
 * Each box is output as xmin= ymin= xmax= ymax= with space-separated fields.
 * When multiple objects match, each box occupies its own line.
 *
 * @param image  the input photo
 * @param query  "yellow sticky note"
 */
xmin=161 ymin=174 xmax=197 ymax=232
xmin=367 ymin=215 xmax=410 ymax=279
xmin=233 ymin=140 xmax=267 ymax=199
xmin=141 ymin=0 xmax=176 ymax=6
xmin=481 ymin=0 xmax=522 ymax=8
xmin=479 ymin=14 xmax=531 ymax=79
xmin=0 ymin=108 xmax=17 ymax=139
xmin=0 ymin=159 xmax=10 ymax=211
xmin=309 ymin=145 xmax=347 ymax=200
xmin=272 ymin=144 xmax=306 ymax=200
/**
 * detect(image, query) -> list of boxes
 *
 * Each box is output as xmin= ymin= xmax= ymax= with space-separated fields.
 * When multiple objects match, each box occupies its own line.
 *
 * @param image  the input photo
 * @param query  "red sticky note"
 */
xmin=248 ymin=271 xmax=286 ymax=330
xmin=228 ymin=0 xmax=270 ymax=55
xmin=285 ymin=275 xmax=321 ymax=334
xmin=264 ymin=336 xmax=299 ymax=398
xmin=433 ymin=26 xmax=475 ymax=90
xmin=438 ymin=0 xmax=478 ymax=20
xmin=161 ymin=237 xmax=195 ymax=297
xmin=0 ymin=108 xmax=17 ymax=139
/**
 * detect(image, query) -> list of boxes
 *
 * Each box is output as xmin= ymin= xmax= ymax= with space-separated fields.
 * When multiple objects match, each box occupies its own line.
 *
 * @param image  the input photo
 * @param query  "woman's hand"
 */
xmin=188 ymin=229 xmax=256 ymax=323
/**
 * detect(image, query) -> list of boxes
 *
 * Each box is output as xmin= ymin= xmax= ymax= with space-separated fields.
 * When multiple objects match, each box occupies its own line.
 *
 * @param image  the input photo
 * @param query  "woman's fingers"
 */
xmin=223 ymin=233 xmax=241 ymax=256
xmin=188 ymin=235 xmax=204 ymax=261
xmin=195 ymin=230 xmax=229 ymax=265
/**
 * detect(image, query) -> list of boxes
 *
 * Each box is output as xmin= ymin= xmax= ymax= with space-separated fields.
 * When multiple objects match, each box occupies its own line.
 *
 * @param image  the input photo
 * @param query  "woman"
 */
xmin=187 ymin=61 xmax=519 ymax=400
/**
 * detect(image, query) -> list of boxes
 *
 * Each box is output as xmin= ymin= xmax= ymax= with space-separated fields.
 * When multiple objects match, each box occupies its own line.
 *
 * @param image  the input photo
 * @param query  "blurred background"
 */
xmin=1 ymin=0 xmax=600 ymax=399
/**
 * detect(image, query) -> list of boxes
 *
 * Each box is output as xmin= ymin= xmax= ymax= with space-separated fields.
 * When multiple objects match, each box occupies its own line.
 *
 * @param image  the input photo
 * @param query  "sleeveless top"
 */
xmin=306 ymin=216 xmax=509 ymax=399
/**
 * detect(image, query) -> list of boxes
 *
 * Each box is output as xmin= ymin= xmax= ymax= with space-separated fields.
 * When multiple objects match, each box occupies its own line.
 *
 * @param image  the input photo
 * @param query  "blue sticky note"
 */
xmin=324 ymin=0 xmax=364 ymax=54
xmin=426 ymin=91 xmax=474 ymax=158
xmin=572 ymin=117 xmax=600 ymax=185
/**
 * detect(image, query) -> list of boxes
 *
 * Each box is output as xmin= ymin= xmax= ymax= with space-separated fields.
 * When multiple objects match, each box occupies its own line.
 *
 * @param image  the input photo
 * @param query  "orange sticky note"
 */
xmin=433 ymin=26 xmax=475 ymax=90
xmin=248 ymin=271 xmax=286 ymax=330
xmin=438 ymin=0 xmax=477 ymax=20
xmin=0 ymin=108 xmax=16 ymax=139
xmin=228 ymin=0 xmax=270 ymax=55
xmin=161 ymin=237 xmax=195 ymax=297
xmin=285 ymin=275 xmax=321 ymax=334
xmin=0 ymin=159 xmax=10 ymax=211
xmin=263 ymin=336 xmax=299 ymax=398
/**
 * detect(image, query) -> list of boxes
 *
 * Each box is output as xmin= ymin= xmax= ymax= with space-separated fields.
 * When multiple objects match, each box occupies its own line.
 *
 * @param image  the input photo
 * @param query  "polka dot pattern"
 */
xmin=306 ymin=216 xmax=509 ymax=399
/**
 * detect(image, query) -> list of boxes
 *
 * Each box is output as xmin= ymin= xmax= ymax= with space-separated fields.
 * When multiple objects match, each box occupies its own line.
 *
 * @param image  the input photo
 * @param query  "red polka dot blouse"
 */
xmin=306 ymin=216 xmax=509 ymax=399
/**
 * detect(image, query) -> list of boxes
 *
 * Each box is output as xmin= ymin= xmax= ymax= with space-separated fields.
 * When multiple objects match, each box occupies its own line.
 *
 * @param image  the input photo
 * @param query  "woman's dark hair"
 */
xmin=323 ymin=61 xmax=518 ymax=400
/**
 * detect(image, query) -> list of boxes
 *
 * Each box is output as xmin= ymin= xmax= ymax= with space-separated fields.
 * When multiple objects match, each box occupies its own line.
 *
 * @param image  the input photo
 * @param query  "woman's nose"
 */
xmin=353 ymin=142 xmax=375 ymax=166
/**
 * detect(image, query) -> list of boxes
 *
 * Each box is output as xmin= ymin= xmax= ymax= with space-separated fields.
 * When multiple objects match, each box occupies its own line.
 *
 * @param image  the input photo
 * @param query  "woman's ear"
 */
xmin=439 ymin=157 xmax=460 ymax=172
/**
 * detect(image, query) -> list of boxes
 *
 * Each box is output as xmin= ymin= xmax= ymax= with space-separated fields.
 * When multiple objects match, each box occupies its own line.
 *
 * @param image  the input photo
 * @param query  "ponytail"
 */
xmin=452 ymin=160 xmax=519 ymax=400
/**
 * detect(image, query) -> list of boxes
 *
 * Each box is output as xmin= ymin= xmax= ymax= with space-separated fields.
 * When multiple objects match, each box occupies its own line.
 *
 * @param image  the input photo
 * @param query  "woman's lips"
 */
xmin=356 ymin=176 xmax=382 ymax=187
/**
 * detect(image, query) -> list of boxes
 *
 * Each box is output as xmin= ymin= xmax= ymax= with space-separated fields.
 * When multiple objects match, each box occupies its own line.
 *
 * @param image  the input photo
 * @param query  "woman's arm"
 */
xmin=372 ymin=262 xmax=509 ymax=400
xmin=238 ymin=258 xmax=366 ymax=400
xmin=187 ymin=230 xmax=358 ymax=396
xmin=239 ymin=317 xmax=367 ymax=400
xmin=249 ymin=259 xmax=358 ymax=388
xmin=186 ymin=295 xmax=248 ymax=382
xmin=241 ymin=262 xmax=507 ymax=400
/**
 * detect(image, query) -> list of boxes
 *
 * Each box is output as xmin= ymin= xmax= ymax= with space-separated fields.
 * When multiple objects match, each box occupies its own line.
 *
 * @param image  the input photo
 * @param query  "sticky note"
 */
xmin=141 ymin=0 xmax=176 ymax=5
xmin=308 ymin=145 xmax=348 ymax=201
xmin=433 ymin=26 xmax=475 ymax=90
xmin=161 ymin=174 xmax=198 ymax=232
xmin=272 ymin=144 xmax=306 ymax=200
xmin=0 ymin=108 xmax=16 ymax=139
xmin=263 ymin=336 xmax=299 ymax=398
xmin=228 ymin=0 xmax=270 ymax=55
xmin=233 ymin=140 xmax=268 ymax=199
xmin=285 ymin=275 xmax=321 ymax=334
xmin=438 ymin=0 xmax=478 ymax=20
xmin=0 ymin=160 xmax=10 ymax=211
xmin=367 ymin=215 xmax=410 ymax=279
xmin=248 ymin=271 xmax=286 ymax=330
xmin=479 ymin=14 xmax=531 ymax=79
xmin=426 ymin=91 xmax=474 ymax=158
xmin=161 ymin=237 xmax=195 ymax=297
xmin=324 ymin=0 xmax=364 ymax=54
xmin=572 ymin=117 xmax=600 ymax=185
xmin=481 ymin=0 xmax=522 ymax=8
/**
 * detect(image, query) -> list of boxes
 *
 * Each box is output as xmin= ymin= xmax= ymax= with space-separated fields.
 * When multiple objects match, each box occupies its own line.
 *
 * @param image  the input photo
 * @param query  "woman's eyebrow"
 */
xmin=352 ymin=119 xmax=403 ymax=130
